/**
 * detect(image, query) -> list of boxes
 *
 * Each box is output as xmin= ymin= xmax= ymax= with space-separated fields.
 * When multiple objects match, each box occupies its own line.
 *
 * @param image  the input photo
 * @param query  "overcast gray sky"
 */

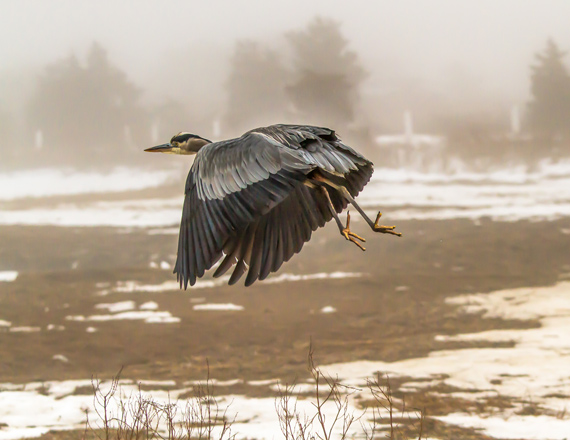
xmin=3 ymin=0 xmax=570 ymax=109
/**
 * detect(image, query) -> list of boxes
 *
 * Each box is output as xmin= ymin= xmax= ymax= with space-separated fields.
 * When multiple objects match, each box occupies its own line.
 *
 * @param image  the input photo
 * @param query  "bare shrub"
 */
xmin=86 ymin=351 xmax=425 ymax=440
xmin=85 ymin=367 xmax=235 ymax=440
xmin=275 ymin=348 xmax=425 ymax=440
xmin=362 ymin=373 xmax=425 ymax=440
xmin=275 ymin=348 xmax=359 ymax=440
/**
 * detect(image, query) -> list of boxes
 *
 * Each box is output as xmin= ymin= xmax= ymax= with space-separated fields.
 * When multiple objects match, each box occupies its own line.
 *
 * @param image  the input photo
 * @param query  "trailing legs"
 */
xmin=319 ymin=186 xmax=366 ymax=251
xmin=338 ymin=187 xmax=401 ymax=237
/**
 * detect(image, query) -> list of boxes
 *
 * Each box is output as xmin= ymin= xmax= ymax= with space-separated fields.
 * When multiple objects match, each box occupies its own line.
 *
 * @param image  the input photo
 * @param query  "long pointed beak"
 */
xmin=144 ymin=143 xmax=174 ymax=153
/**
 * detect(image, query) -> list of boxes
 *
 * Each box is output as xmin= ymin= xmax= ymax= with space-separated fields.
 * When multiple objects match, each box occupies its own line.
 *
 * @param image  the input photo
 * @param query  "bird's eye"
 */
xmin=172 ymin=141 xmax=179 ymax=147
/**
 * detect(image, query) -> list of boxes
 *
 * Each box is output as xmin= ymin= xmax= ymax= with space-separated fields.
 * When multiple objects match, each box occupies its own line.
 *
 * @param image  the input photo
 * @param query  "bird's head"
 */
xmin=145 ymin=132 xmax=211 ymax=155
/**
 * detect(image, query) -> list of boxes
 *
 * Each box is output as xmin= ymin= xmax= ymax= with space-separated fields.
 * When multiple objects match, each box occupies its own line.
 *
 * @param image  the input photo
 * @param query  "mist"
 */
xmin=3 ymin=0 xmax=570 ymax=169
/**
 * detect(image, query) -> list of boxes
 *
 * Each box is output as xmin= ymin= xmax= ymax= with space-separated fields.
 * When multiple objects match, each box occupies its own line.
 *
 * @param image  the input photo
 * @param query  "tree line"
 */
xmin=1 ymin=17 xmax=570 ymax=168
xmin=1 ymin=17 xmax=365 ymax=167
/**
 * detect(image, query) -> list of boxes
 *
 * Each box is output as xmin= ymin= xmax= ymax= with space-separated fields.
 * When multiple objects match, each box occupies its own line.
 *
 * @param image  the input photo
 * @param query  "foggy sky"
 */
xmin=3 ymin=0 xmax=570 ymax=117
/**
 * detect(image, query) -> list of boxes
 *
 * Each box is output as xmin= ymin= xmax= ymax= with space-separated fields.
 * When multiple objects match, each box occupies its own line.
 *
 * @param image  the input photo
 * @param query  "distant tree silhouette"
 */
xmin=225 ymin=40 xmax=288 ymax=133
xmin=150 ymin=99 xmax=190 ymax=142
xmin=0 ymin=104 xmax=13 ymax=145
xmin=527 ymin=39 xmax=570 ymax=142
xmin=27 ymin=42 xmax=147 ymax=163
xmin=0 ymin=103 xmax=16 ymax=167
xmin=286 ymin=17 xmax=366 ymax=129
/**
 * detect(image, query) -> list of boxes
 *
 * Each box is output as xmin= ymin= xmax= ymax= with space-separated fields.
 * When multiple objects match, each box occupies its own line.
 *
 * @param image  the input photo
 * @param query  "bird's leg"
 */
xmin=319 ymin=186 xmax=366 ymax=251
xmin=338 ymin=187 xmax=401 ymax=237
xmin=372 ymin=212 xmax=400 ymax=235
xmin=342 ymin=211 xmax=367 ymax=250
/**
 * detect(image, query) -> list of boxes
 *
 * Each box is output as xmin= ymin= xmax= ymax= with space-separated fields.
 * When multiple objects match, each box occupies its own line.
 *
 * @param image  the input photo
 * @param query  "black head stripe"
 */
xmin=171 ymin=133 xmax=192 ymax=143
xmin=170 ymin=133 xmax=210 ymax=143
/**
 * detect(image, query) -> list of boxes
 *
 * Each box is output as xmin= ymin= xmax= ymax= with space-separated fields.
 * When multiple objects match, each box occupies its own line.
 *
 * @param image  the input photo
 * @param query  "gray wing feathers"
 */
xmin=213 ymin=184 xmax=340 ymax=287
xmin=195 ymin=134 xmax=296 ymax=201
xmin=174 ymin=124 xmax=373 ymax=288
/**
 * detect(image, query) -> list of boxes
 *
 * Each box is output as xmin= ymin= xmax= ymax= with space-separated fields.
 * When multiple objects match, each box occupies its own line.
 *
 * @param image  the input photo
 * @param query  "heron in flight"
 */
xmin=145 ymin=124 xmax=400 ymax=288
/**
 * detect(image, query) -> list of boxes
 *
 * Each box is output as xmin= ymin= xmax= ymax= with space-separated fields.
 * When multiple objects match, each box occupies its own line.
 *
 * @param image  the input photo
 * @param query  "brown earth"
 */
xmin=2 ymin=217 xmax=569 ymax=385
xmin=2 ymin=217 xmax=570 ymax=440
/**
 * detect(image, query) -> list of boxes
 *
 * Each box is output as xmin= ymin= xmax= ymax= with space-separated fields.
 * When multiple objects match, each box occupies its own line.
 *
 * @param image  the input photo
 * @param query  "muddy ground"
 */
xmin=2 ymin=217 xmax=570 ymax=439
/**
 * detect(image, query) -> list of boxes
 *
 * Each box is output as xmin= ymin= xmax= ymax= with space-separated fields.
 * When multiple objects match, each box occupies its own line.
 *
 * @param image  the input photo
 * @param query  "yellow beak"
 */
xmin=144 ymin=143 xmax=174 ymax=153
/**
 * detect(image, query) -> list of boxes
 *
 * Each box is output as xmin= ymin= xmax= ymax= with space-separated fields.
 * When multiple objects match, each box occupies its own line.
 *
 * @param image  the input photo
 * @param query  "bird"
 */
xmin=145 ymin=124 xmax=400 ymax=288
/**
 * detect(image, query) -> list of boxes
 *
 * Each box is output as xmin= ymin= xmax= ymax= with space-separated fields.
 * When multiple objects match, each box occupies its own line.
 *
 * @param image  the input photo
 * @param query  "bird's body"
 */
xmin=145 ymin=124 xmax=400 ymax=288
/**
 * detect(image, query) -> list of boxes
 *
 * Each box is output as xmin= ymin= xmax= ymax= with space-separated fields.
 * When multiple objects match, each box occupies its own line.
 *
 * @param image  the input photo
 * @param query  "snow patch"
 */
xmin=139 ymin=301 xmax=159 ymax=310
xmin=263 ymin=272 xmax=363 ymax=284
xmin=436 ymin=413 xmax=570 ymax=440
xmin=317 ymin=282 xmax=570 ymax=438
xmin=0 ymin=167 xmax=180 ymax=200
xmin=108 ymin=272 xmax=363 ymax=294
xmin=0 ymin=271 xmax=18 ymax=282
xmin=5 ymin=161 xmax=570 ymax=226
xmin=95 ymin=301 xmax=136 ymax=313
xmin=193 ymin=303 xmax=244 ymax=311
xmin=66 ymin=311 xmax=180 ymax=324
xmin=9 ymin=326 xmax=41 ymax=333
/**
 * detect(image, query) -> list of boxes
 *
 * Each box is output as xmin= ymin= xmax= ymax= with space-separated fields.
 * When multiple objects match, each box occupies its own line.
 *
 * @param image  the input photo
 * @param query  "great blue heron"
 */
xmin=145 ymin=124 xmax=400 ymax=288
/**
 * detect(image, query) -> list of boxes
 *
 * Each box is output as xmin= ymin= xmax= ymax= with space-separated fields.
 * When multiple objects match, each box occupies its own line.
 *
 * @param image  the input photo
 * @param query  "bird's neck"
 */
xmin=186 ymin=137 xmax=211 ymax=153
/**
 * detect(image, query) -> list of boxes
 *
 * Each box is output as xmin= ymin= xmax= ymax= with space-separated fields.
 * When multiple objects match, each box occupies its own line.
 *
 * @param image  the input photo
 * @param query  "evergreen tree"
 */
xmin=225 ymin=40 xmax=288 ymax=133
xmin=0 ymin=102 xmax=15 ymax=167
xmin=286 ymin=17 xmax=366 ymax=129
xmin=27 ymin=42 xmax=147 ymax=162
xmin=528 ymin=39 xmax=570 ymax=141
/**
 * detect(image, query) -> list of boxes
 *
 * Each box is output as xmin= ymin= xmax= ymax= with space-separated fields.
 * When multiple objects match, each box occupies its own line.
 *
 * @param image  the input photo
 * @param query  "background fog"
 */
xmin=2 ymin=0 xmax=570 ymax=169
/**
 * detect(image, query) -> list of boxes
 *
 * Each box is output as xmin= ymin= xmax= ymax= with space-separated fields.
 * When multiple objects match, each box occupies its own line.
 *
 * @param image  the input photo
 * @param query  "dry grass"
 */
xmin=361 ymin=373 xmax=425 ymax=440
xmin=85 ymin=365 xmax=235 ymax=440
xmin=84 ymin=350 xmax=424 ymax=440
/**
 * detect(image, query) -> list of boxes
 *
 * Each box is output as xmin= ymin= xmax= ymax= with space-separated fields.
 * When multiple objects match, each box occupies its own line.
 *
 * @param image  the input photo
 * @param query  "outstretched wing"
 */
xmin=174 ymin=126 xmax=373 ymax=288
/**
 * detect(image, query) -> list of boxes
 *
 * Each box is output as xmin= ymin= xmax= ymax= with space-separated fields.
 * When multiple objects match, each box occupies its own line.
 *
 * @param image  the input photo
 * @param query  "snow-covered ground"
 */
xmin=1 ymin=281 xmax=569 ymax=439
xmin=319 ymin=281 xmax=570 ymax=440
xmin=2 ymin=160 xmax=570 ymax=226
xmin=0 ymin=271 xmax=18 ymax=282
xmin=193 ymin=303 xmax=244 ymax=311
xmin=105 ymin=272 xmax=363 ymax=294
xmin=0 ymin=167 xmax=181 ymax=201
xmin=0 ymin=376 xmax=405 ymax=440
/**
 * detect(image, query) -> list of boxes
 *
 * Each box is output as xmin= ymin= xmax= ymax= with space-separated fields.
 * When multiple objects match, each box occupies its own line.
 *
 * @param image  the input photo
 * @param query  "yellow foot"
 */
xmin=373 ymin=212 xmax=402 ymax=237
xmin=342 ymin=211 xmax=366 ymax=251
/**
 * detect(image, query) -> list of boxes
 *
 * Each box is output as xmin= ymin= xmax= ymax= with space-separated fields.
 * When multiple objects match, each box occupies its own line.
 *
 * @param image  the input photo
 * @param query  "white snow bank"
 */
xmin=95 ymin=301 xmax=136 ymax=313
xmin=9 ymin=326 xmax=41 ymax=333
xmin=318 ymin=281 xmax=570 ymax=439
xmin=0 ymin=200 xmax=182 ymax=227
xmin=371 ymin=158 xmax=570 ymax=184
xmin=139 ymin=301 xmax=159 ymax=310
xmin=0 ymin=271 xmax=18 ymax=282
xmin=66 ymin=310 xmax=180 ymax=324
xmin=263 ymin=272 xmax=362 ymax=284
xmin=0 ymin=167 xmax=180 ymax=201
xmin=0 ymin=379 xmax=391 ymax=440
xmin=436 ymin=413 xmax=570 ymax=440
xmin=193 ymin=303 xmax=244 ymax=311
xmin=109 ymin=272 xmax=363 ymax=294
xmin=4 ymin=161 xmax=570 ymax=226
